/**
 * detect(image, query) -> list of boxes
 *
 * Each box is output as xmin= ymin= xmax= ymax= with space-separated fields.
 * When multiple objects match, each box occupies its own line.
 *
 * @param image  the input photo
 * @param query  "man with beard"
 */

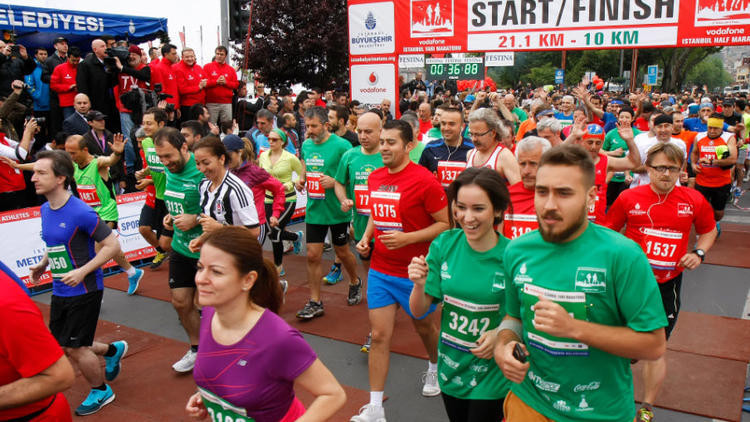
xmin=465 ymin=107 xmax=521 ymax=184
xmin=328 ymin=104 xmax=359 ymax=146
xmin=503 ymin=136 xmax=550 ymax=240
xmin=494 ymin=144 xmax=667 ymax=422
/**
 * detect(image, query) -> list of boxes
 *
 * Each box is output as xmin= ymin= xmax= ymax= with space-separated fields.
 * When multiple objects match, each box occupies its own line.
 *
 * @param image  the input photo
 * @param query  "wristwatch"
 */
xmin=692 ymin=249 xmax=705 ymax=262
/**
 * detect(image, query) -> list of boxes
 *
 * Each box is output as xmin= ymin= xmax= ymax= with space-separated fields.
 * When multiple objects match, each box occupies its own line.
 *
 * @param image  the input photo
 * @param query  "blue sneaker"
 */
xmin=293 ymin=230 xmax=304 ymax=255
xmin=104 ymin=341 xmax=128 ymax=381
xmin=279 ymin=266 xmax=286 ymax=277
xmin=323 ymin=264 xmax=343 ymax=285
xmin=127 ymin=268 xmax=144 ymax=295
xmin=716 ymin=222 xmax=722 ymax=238
xmin=75 ymin=385 xmax=115 ymax=415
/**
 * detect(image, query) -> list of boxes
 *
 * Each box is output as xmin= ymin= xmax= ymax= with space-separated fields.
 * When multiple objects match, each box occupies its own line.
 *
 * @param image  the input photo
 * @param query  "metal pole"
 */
xmin=619 ymin=49 xmax=624 ymax=77
xmin=630 ymin=49 xmax=639 ymax=92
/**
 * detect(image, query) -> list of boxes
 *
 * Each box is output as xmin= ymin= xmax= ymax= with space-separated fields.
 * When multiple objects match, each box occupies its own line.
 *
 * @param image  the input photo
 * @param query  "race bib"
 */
xmin=77 ymin=184 xmax=101 ymax=207
xmin=354 ymin=184 xmax=370 ymax=216
xmin=199 ymin=387 xmax=254 ymax=422
xmin=306 ymin=172 xmax=325 ymax=199
xmin=699 ymin=145 xmax=717 ymax=164
xmin=522 ymin=284 xmax=589 ymax=356
xmin=437 ymin=161 xmax=466 ymax=188
xmin=47 ymin=245 xmax=73 ymax=279
xmin=641 ymin=228 xmax=685 ymax=281
xmin=164 ymin=190 xmax=186 ymax=215
xmin=441 ymin=295 xmax=500 ymax=353
xmin=371 ymin=191 xmax=402 ymax=231
xmin=146 ymin=147 xmax=164 ymax=172
xmin=503 ymin=214 xmax=538 ymax=239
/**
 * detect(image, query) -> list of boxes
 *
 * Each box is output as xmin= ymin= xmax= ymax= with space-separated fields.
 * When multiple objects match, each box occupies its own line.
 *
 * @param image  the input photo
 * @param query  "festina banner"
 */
xmin=348 ymin=0 xmax=750 ymax=55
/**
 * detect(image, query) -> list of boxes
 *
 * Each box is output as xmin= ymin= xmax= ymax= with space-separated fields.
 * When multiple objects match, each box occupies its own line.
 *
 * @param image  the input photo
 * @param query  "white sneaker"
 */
xmin=421 ymin=370 xmax=440 ymax=397
xmin=350 ymin=404 xmax=386 ymax=422
xmin=172 ymin=349 xmax=197 ymax=373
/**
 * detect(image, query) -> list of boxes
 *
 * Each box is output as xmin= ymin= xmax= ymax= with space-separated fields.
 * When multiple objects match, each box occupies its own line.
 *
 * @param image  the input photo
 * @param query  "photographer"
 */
xmin=114 ymin=44 xmax=150 ymax=141
xmin=0 ymin=80 xmax=28 ymax=142
xmin=0 ymin=41 xmax=34 ymax=98
xmin=0 ymin=117 xmax=36 ymax=211
xmin=76 ymin=39 xmax=118 ymax=134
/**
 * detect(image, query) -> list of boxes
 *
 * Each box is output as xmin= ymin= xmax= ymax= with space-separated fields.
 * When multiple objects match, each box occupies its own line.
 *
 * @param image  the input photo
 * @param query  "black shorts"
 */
xmin=49 ymin=290 xmax=104 ymax=348
xmin=306 ymin=222 xmax=349 ymax=246
xmin=659 ymin=273 xmax=683 ymax=339
xmin=686 ymin=163 xmax=696 ymax=178
xmin=139 ymin=198 xmax=169 ymax=236
xmin=168 ymin=251 xmax=198 ymax=289
xmin=695 ymin=183 xmax=731 ymax=211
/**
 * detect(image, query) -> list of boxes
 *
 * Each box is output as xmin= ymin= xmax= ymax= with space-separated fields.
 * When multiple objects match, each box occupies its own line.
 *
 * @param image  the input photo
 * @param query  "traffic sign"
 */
xmin=555 ymin=69 xmax=565 ymax=84
xmin=647 ymin=65 xmax=658 ymax=86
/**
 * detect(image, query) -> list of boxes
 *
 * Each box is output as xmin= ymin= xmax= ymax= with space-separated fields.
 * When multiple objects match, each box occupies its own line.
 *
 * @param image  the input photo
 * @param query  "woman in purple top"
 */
xmin=185 ymin=226 xmax=346 ymax=421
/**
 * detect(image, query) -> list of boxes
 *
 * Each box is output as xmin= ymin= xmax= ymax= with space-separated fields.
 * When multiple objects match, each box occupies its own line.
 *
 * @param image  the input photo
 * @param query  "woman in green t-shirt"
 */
xmin=408 ymin=167 xmax=512 ymax=422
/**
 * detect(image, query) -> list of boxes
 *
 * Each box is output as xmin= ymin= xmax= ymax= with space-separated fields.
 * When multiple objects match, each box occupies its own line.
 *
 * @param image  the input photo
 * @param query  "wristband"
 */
xmin=498 ymin=318 xmax=523 ymax=339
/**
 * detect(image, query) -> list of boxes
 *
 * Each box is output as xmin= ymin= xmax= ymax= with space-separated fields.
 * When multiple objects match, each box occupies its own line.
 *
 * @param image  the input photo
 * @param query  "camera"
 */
xmin=10 ymin=45 xmax=19 ymax=55
xmin=103 ymin=46 xmax=130 ymax=69
xmin=25 ymin=115 xmax=45 ymax=125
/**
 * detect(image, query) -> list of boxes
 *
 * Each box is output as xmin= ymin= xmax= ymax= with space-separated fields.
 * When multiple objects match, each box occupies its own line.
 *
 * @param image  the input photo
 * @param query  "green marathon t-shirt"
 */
xmin=503 ymin=223 xmax=667 ymax=422
xmin=424 ymin=229 xmax=511 ymax=400
xmin=164 ymin=153 xmax=204 ymax=258
xmin=603 ymin=128 xmax=641 ymax=183
xmin=73 ymin=158 xmax=119 ymax=222
xmin=409 ymin=141 xmax=425 ymax=164
xmin=423 ymin=127 xmax=442 ymax=144
xmin=301 ymin=133 xmax=352 ymax=225
xmin=334 ymin=146 xmax=382 ymax=240
xmin=142 ymin=137 xmax=167 ymax=199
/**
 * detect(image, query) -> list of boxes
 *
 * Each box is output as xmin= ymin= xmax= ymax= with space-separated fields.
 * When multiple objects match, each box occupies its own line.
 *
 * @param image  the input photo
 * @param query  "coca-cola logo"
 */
xmin=573 ymin=381 xmax=600 ymax=392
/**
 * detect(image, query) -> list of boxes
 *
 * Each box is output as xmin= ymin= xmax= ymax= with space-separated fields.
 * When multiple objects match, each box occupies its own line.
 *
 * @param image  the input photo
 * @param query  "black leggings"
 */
xmin=441 ymin=393 xmax=504 ymax=422
xmin=265 ymin=201 xmax=299 ymax=266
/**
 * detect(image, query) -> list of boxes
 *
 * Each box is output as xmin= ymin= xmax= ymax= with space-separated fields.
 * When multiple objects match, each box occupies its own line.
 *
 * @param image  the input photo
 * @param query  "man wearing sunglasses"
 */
xmin=605 ymin=142 xmax=717 ymax=422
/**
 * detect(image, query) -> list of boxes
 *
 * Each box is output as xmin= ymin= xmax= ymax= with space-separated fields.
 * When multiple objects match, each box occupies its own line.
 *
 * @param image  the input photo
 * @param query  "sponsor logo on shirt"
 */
xmin=629 ymin=202 xmax=647 ymax=216
xmin=553 ymin=400 xmax=571 ymax=412
xmin=573 ymin=381 xmax=601 ymax=392
xmin=440 ymin=262 xmax=451 ymax=279
xmin=576 ymin=395 xmax=594 ymax=412
xmin=574 ymin=267 xmax=607 ymax=293
xmin=491 ymin=271 xmax=505 ymax=292
xmin=528 ymin=370 xmax=561 ymax=392
xmin=677 ymin=203 xmax=693 ymax=216
xmin=451 ymin=376 xmax=463 ymax=386
xmin=469 ymin=363 xmax=488 ymax=373
xmin=440 ymin=352 xmax=460 ymax=369
xmin=514 ymin=262 xmax=533 ymax=284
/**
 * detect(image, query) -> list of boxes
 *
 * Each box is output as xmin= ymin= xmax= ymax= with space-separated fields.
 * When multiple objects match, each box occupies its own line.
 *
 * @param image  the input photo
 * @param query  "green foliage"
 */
xmin=527 ymin=63 xmax=557 ymax=86
xmin=684 ymin=55 xmax=733 ymax=90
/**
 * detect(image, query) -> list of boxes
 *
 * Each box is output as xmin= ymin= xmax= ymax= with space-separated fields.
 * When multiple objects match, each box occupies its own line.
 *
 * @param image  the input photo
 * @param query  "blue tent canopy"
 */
xmin=0 ymin=4 xmax=167 ymax=49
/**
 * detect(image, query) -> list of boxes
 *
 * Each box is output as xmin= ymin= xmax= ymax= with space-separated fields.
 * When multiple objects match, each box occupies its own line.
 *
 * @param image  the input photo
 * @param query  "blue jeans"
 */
xmin=119 ymin=112 xmax=135 ymax=141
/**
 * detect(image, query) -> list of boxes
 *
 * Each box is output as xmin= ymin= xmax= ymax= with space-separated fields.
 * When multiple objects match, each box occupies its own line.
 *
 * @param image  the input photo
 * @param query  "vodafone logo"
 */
xmin=368 ymin=72 xmax=378 ymax=86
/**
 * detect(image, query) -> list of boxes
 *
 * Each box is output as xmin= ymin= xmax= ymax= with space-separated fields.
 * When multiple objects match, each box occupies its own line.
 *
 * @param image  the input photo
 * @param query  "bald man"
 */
xmin=77 ymin=39 xmax=119 ymax=133
xmin=62 ymin=93 xmax=92 ymax=135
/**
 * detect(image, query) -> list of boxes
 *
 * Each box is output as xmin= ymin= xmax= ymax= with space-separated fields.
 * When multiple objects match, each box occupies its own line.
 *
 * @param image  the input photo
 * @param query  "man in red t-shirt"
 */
xmin=203 ymin=46 xmax=239 ymax=125
xmin=606 ymin=142 xmax=717 ymax=421
xmin=504 ymin=136 xmax=551 ymax=239
xmin=352 ymin=120 xmax=449 ymax=421
xmin=0 ymin=261 xmax=75 ymax=421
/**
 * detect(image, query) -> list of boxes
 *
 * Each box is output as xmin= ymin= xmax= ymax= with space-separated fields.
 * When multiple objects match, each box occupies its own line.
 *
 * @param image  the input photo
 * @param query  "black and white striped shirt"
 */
xmin=199 ymin=170 xmax=259 ymax=228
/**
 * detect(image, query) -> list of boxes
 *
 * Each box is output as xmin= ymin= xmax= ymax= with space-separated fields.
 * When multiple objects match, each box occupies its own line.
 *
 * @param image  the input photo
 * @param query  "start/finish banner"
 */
xmin=348 ymin=0 xmax=750 ymax=55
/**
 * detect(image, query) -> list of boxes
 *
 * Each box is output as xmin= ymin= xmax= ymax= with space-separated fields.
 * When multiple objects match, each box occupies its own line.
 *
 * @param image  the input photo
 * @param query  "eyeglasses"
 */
xmin=469 ymin=129 xmax=492 ymax=139
xmin=648 ymin=165 xmax=681 ymax=174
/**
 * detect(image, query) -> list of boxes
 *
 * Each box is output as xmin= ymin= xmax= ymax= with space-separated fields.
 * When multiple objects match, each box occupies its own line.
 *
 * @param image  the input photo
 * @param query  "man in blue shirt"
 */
xmin=28 ymin=150 xmax=128 ymax=416
xmin=25 ymin=47 xmax=50 ymax=139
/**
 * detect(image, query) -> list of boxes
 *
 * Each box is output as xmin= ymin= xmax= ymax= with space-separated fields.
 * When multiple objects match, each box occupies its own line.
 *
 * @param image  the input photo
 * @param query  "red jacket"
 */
xmin=151 ymin=60 xmax=179 ymax=106
xmin=49 ymin=62 xmax=78 ymax=107
xmin=114 ymin=63 xmax=149 ymax=113
xmin=174 ymin=61 xmax=206 ymax=107
xmin=0 ymin=133 xmax=25 ymax=193
xmin=203 ymin=61 xmax=239 ymax=104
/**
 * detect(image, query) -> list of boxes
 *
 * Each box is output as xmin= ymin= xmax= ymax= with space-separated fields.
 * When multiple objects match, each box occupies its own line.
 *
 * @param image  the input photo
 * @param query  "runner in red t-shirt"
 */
xmin=605 ymin=142 xmax=717 ymax=421
xmin=503 ymin=136 xmax=551 ymax=239
xmin=564 ymin=123 xmax=641 ymax=224
xmin=0 ymin=262 xmax=74 ymax=421
xmin=351 ymin=120 xmax=449 ymax=421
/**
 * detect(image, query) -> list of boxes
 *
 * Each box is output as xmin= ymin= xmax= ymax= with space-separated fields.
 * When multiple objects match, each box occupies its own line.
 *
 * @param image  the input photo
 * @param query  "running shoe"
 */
xmin=127 ymin=269 xmax=144 ymax=295
xmin=150 ymin=251 xmax=168 ymax=269
xmin=421 ymin=370 xmax=441 ymax=397
xmin=283 ymin=240 xmax=294 ymax=254
xmin=716 ymin=222 xmax=722 ymax=238
xmin=278 ymin=265 xmax=286 ymax=277
xmin=75 ymin=385 xmax=115 ymax=415
xmin=348 ymin=278 xmax=363 ymax=305
xmin=293 ymin=230 xmax=304 ymax=254
xmin=104 ymin=341 xmax=128 ymax=381
xmin=172 ymin=349 xmax=197 ymax=373
xmin=323 ymin=264 xmax=343 ymax=285
xmin=296 ymin=300 xmax=324 ymax=320
xmin=350 ymin=404 xmax=386 ymax=422
xmin=636 ymin=406 xmax=654 ymax=421
xmin=323 ymin=242 xmax=332 ymax=252
xmin=360 ymin=333 xmax=372 ymax=353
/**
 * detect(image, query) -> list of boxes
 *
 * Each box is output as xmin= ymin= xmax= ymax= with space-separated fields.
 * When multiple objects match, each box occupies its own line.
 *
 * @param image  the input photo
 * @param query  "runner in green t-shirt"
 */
xmin=154 ymin=127 xmax=205 ymax=374
xmin=135 ymin=108 xmax=171 ymax=269
xmin=64 ymin=133 xmax=144 ymax=295
xmin=603 ymin=107 xmax=640 ymax=206
xmin=297 ymin=106 xmax=362 ymax=320
xmin=494 ymin=144 xmax=668 ymax=422
xmin=409 ymin=167 xmax=511 ymax=420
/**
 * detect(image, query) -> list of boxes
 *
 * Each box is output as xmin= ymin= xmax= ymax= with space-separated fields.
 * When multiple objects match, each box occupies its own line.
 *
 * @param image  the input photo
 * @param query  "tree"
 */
xmin=527 ymin=63 xmax=557 ymax=86
xmin=238 ymin=0 xmax=349 ymax=89
xmin=684 ymin=54 xmax=733 ymax=91
xmin=638 ymin=47 xmax=723 ymax=91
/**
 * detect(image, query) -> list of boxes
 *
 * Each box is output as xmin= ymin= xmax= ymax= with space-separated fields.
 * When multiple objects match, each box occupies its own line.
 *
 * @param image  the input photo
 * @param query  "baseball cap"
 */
xmin=653 ymin=113 xmax=673 ymax=126
xmin=222 ymin=134 xmax=244 ymax=152
xmin=722 ymin=98 xmax=734 ymax=106
xmin=583 ymin=124 xmax=605 ymax=140
xmin=464 ymin=94 xmax=476 ymax=103
xmin=688 ymin=104 xmax=700 ymax=114
xmin=85 ymin=110 xmax=106 ymax=121
xmin=53 ymin=36 xmax=68 ymax=45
